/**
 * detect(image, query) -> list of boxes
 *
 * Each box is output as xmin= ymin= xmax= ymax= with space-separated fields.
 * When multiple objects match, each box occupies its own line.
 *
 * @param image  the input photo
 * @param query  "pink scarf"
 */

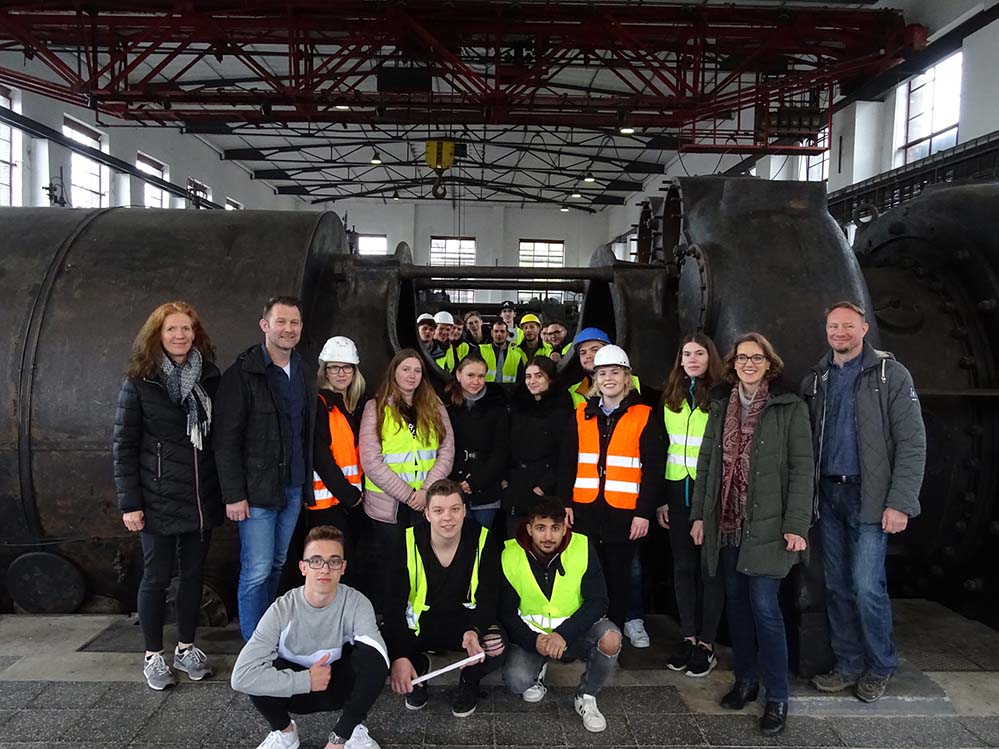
xmin=719 ymin=380 xmax=769 ymax=546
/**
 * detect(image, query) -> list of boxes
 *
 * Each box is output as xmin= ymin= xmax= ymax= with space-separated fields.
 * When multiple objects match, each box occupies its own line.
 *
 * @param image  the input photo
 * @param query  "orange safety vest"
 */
xmin=310 ymin=395 xmax=362 ymax=511
xmin=572 ymin=402 xmax=651 ymax=510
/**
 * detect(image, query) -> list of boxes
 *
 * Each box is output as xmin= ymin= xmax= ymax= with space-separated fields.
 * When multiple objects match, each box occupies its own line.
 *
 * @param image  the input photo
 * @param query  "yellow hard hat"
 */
xmin=520 ymin=313 xmax=542 ymax=325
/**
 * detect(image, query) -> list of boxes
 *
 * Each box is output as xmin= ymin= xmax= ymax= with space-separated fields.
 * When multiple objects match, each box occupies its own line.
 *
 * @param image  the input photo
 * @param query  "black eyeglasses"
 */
xmin=325 ymin=364 xmax=354 ymax=375
xmin=303 ymin=556 xmax=345 ymax=570
xmin=735 ymin=354 xmax=767 ymax=365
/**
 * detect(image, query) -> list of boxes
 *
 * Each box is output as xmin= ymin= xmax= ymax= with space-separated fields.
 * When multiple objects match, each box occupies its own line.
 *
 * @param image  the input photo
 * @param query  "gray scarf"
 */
xmin=158 ymin=347 xmax=212 ymax=449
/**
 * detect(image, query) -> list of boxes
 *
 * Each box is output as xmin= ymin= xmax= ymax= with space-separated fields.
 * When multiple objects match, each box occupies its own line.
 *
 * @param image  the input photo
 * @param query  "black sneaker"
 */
xmin=451 ymin=679 xmax=478 ymax=718
xmin=855 ymin=673 xmax=891 ymax=703
xmin=685 ymin=643 xmax=717 ymax=678
xmin=405 ymin=682 xmax=428 ymax=711
xmin=666 ymin=640 xmax=693 ymax=672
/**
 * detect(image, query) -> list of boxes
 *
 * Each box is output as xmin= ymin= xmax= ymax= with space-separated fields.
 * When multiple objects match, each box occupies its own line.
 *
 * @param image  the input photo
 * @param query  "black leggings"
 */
xmin=138 ymin=530 xmax=211 ymax=652
xmin=367 ymin=507 xmax=423 ymax=616
xmin=250 ymin=645 xmax=387 ymax=739
xmin=666 ymin=482 xmax=725 ymax=644
xmin=594 ymin=541 xmax=635 ymax=629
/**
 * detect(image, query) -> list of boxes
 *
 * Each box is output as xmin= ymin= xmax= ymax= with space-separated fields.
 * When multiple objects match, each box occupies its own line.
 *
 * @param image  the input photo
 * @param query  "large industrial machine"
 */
xmin=2 ymin=177 xmax=997 ymax=657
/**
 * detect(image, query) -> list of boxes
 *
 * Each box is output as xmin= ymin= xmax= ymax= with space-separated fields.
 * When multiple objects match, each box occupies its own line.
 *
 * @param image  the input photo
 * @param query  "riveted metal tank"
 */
xmin=854 ymin=182 xmax=999 ymax=630
xmin=1 ymin=207 xmax=348 ymax=616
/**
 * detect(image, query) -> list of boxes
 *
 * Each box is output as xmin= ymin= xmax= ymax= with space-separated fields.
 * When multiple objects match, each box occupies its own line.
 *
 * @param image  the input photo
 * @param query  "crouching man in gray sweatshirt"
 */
xmin=231 ymin=524 xmax=389 ymax=749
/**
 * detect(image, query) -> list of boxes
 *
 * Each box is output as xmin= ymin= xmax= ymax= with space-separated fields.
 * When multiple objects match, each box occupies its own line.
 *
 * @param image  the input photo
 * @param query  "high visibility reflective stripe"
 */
xmin=342 ymin=465 xmax=360 ymax=477
xmin=573 ymin=477 xmax=600 ymax=489
xmin=578 ymin=452 xmax=599 ymax=465
xmin=604 ymin=479 xmax=640 ymax=494
xmin=314 ymin=487 xmax=333 ymax=500
xmin=415 ymin=449 xmax=438 ymax=460
xmin=667 ymin=454 xmax=699 ymax=468
xmin=519 ymin=611 xmax=571 ymax=634
xmin=605 ymin=455 xmax=642 ymax=469
xmin=398 ymin=471 xmax=430 ymax=483
xmin=668 ymin=433 xmax=703 ymax=448
xmin=383 ymin=451 xmax=415 ymax=464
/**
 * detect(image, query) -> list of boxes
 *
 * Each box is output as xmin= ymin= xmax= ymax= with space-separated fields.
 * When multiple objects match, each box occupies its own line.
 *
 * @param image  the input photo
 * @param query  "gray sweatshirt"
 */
xmin=231 ymin=584 xmax=388 ymax=698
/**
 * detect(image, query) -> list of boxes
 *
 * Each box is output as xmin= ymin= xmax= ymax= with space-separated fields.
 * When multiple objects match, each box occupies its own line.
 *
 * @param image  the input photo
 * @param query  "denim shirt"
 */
xmin=820 ymin=353 xmax=862 ymax=476
xmin=261 ymin=345 xmax=308 ymax=488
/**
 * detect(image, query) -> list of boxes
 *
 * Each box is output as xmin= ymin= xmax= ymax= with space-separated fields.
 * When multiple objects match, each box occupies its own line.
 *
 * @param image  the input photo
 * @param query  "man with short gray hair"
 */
xmin=802 ymin=301 xmax=926 ymax=703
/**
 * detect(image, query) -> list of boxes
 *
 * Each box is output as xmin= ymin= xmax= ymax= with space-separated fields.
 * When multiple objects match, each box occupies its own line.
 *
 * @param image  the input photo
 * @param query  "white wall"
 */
xmin=959 ymin=18 xmax=999 ymax=141
xmin=1 ymin=59 xmax=301 ymax=210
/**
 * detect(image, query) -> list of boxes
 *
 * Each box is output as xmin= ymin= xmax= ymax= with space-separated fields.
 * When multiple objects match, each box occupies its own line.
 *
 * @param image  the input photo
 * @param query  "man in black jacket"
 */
xmin=500 ymin=497 xmax=621 ymax=733
xmin=214 ymin=296 xmax=317 ymax=641
xmin=386 ymin=479 xmax=505 ymax=719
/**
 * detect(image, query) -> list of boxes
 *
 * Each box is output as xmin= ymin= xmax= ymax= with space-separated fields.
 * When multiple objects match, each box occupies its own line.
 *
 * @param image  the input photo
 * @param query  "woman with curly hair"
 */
xmin=359 ymin=348 xmax=455 ymax=614
xmin=112 ymin=301 xmax=224 ymax=690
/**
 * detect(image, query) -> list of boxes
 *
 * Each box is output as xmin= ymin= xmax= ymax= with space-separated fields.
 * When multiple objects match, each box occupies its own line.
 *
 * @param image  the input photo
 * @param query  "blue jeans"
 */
xmin=626 ymin=546 xmax=644 ymax=622
xmin=237 ymin=486 xmax=303 ymax=641
xmin=819 ymin=479 xmax=896 ymax=678
xmin=719 ymin=545 xmax=789 ymax=702
xmin=470 ymin=507 xmax=497 ymax=531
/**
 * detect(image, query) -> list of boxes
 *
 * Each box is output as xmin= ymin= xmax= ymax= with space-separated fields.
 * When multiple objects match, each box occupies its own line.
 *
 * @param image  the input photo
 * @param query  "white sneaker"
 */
xmin=522 ymin=662 xmax=548 ymax=703
xmin=624 ymin=618 xmax=651 ymax=648
xmin=256 ymin=719 xmax=300 ymax=749
xmin=574 ymin=693 xmax=607 ymax=733
xmin=344 ymin=723 xmax=380 ymax=749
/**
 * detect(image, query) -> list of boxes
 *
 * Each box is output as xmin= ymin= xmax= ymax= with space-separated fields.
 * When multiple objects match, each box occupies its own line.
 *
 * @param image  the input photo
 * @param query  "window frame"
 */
xmin=900 ymin=51 xmax=962 ymax=166
xmin=518 ymin=238 xmax=566 ymax=303
xmin=0 ymin=84 xmax=13 ymax=207
xmin=357 ymin=233 xmax=389 ymax=255
xmin=62 ymin=116 xmax=107 ymax=209
xmin=136 ymin=152 xmax=167 ymax=209
xmin=429 ymin=235 xmax=477 ymax=303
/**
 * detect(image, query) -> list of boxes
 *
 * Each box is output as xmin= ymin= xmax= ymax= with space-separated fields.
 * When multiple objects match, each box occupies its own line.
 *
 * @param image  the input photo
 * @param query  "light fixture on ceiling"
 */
xmin=392 ymin=190 xmax=399 ymax=201
xmin=335 ymin=104 xmax=350 ymax=111
xmin=583 ymin=172 xmax=595 ymax=183
xmin=619 ymin=125 xmax=635 ymax=135
xmin=370 ymin=150 xmax=383 ymax=165
xmin=571 ymin=191 xmax=582 ymax=198
xmin=560 ymin=205 xmax=569 ymax=212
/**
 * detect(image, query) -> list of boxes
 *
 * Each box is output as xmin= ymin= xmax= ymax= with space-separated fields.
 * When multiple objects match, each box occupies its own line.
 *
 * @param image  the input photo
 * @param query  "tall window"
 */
xmin=62 ymin=117 xmax=106 ymax=208
xmin=802 ymin=128 xmax=829 ymax=182
xmin=900 ymin=52 xmax=962 ymax=165
xmin=225 ymin=197 xmax=243 ymax=210
xmin=430 ymin=235 xmax=476 ymax=303
xmin=136 ymin=152 xmax=167 ymax=209
xmin=358 ymin=234 xmax=389 ymax=255
xmin=519 ymin=239 xmax=565 ymax=303
xmin=187 ymin=177 xmax=211 ymax=209
xmin=0 ymin=86 xmax=12 ymax=207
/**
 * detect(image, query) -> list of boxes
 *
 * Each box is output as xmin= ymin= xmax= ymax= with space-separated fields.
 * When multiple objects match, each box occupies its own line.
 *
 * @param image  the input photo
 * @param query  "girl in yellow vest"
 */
xmin=656 ymin=333 xmax=726 ymax=678
xmin=359 ymin=348 xmax=455 ymax=614
xmin=558 ymin=345 xmax=662 ymax=630
xmin=310 ymin=336 xmax=369 ymax=584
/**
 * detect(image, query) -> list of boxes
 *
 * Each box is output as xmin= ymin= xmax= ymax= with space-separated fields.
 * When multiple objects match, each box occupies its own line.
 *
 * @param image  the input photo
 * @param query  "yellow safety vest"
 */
xmin=435 ymin=343 xmax=470 ymax=373
xmin=568 ymin=374 xmax=642 ymax=407
xmin=405 ymin=524 xmax=490 ymax=635
xmin=363 ymin=407 xmax=440 ymax=494
xmin=500 ymin=533 xmax=588 ymax=634
xmin=663 ymin=400 xmax=709 ymax=481
xmin=479 ymin=344 xmax=524 ymax=383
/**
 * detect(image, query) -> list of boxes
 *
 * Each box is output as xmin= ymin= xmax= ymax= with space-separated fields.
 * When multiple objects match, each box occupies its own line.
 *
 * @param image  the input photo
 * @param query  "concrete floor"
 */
xmin=0 ymin=599 xmax=997 ymax=748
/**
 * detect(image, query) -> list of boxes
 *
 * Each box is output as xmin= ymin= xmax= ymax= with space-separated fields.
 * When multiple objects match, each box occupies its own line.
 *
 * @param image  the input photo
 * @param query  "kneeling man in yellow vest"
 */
xmin=499 ymin=497 xmax=621 ymax=733
xmin=386 ymin=478 xmax=506 ymax=718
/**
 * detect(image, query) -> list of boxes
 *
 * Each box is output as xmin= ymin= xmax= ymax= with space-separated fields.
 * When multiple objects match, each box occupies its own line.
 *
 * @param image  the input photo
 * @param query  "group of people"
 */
xmin=112 ymin=295 xmax=926 ymax=749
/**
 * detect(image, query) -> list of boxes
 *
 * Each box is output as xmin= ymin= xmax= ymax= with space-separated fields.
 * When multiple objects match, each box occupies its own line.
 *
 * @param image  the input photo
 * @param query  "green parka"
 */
xmin=690 ymin=383 xmax=815 ymax=578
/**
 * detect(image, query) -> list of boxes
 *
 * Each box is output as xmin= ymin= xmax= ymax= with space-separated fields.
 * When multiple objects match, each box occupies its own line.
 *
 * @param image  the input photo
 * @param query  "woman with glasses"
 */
xmin=311 ymin=337 xmax=369 ymax=584
xmin=690 ymin=332 xmax=813 ymax=736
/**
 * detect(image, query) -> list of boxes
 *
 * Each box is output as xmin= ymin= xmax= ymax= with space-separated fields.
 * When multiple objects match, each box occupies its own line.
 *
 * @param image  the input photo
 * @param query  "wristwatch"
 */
xmin=328 ymin=731 xmax=347 ymax=746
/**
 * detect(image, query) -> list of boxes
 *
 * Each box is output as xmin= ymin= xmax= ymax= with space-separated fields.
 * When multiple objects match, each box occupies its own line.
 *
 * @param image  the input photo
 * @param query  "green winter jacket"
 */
xmin=801 ymin=342 xmax=926 ymax=523
xmin=690 ymin=384 xmax=815 ymax=578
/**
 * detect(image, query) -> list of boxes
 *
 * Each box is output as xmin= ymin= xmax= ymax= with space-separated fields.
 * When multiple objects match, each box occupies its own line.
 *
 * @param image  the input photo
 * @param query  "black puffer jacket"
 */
xmin=447 ymin=383 xmax=510 ymax=507
xmin=213 ymin=344 xmax=317 ymax=508
xmin=112 ymin=365 xmax=224 ymax=536
xmin=558 ymin=390 xmax=663 ymax=544
xmin=503 ymin=386 xmax=574 ymax=517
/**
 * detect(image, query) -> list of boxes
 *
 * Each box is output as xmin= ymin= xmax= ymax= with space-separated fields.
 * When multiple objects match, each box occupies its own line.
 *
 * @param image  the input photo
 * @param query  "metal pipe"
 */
xmin=414 ymin=279 xmax=586 ymax=291
xmin=400 ymin=264 xmax=614 ymax=281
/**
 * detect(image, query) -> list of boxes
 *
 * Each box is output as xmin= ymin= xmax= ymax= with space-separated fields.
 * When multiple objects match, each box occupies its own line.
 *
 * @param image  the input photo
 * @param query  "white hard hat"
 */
xmin=434 ymin=311 xmax=455 ymax=325
xmin=592 ymin=344 xmax=631 ymax=369
xmin=417 ymin=313 xmax=435 ymax=325
xmin=318 ymin=336 xmax=360 ymax=365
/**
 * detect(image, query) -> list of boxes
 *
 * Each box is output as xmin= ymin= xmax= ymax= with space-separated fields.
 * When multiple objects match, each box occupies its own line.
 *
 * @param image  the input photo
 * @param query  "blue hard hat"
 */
xmin=574 ymin=327 xmax=611 ymax=347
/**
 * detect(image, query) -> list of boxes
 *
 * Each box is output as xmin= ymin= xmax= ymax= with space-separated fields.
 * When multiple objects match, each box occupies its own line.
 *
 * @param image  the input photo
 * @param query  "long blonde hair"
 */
xmin=316 ymin=362 xmax=367 ymax=413
xmin=375 ymin=349 xmax=446 ymax=442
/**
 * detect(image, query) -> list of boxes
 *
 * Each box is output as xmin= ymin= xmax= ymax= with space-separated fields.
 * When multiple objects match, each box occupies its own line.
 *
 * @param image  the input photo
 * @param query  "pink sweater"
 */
xmin=358 ymin=399 xmax=455 ymax=523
